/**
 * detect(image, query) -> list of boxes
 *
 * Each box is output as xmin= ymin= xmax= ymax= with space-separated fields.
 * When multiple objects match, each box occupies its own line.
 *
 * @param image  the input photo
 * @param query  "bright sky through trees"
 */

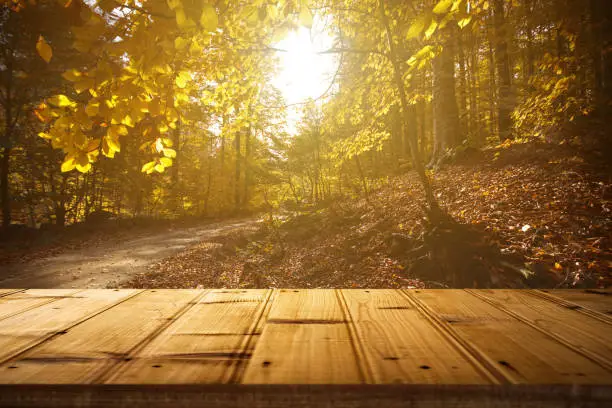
xmin=272 ymin=22 xmax=336 ymax=133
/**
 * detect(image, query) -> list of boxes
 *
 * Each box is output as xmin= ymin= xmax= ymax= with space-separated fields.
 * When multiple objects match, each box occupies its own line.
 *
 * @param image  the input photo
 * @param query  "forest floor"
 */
xmin=1 ymin=140 xmax=610 ymax=290
xmin=120 ymin=140 xmax=611 ymax=289
xmin=0 ymin=217 xmax=257 ymax=288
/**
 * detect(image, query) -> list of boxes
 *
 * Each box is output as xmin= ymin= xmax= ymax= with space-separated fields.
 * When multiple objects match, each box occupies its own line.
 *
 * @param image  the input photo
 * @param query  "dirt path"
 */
xmin=0 ymin=218 xmax=259 ymax=289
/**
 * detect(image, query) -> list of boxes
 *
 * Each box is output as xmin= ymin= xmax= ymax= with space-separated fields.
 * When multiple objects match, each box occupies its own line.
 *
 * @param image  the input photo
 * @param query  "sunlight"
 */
xmin=272 ymin=22 xmax=337 ymax=133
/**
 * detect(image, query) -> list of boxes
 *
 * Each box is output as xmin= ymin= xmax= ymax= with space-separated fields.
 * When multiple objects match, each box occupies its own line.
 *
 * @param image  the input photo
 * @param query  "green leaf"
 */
xmin=200 ymin=4 xmax=218 ymax=31
xmin=433 ymin=0 xmax=453 ymax=14
xmin=36 ymin=35 xmax=52 ymax=63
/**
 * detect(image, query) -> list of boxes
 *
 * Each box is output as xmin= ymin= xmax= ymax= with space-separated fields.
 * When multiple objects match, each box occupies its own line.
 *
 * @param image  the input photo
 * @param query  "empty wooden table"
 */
xmin=0 ymin=288 xmax=610 ymax=407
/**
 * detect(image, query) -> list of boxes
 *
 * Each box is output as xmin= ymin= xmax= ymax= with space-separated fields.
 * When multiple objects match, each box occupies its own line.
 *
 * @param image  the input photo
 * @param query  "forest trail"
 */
xmin=0 ymin=218 xmax=258 ymax=289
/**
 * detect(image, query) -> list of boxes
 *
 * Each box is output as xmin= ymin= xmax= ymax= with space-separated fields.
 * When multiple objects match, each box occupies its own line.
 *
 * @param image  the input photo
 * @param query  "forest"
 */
xmin=0 ymin=0 xmax=610 ymax=289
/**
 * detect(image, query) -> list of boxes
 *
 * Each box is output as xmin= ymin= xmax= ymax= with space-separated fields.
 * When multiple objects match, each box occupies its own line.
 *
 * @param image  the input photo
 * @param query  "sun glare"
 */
xmin=272 ymin=22 xmax=337 ymax=133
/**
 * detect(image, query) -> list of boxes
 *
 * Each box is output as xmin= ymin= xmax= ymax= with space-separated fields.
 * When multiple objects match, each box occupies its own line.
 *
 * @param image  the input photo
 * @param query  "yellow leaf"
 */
xmin=141 ymin=161 xmax=156 ymax=173
xmin=176 ymin=8 xmax=196 ymax=29
xmin=121 ymin=115 xmax=134 ymax=127
xmin=406 ymin=15 xmax=429 ymax=39
xmin=48 ymin=94 xmax=75 ymax=107
xmin=62 ymin=69 xmax=82 ymax=82
xmin=154 ymin=163 xmax=165 ymax=173
xmin=457 ymin=16 xmax=472 ymax=29
xmin=155 ymin=138 xmax=164 ymax=152
xmin=175 ymin=71 xmax=191 ymax=88
xmin=299 ymin=7 xmax=313 ymax=28
xmin=554 ymin=262 xmax=562 ymax=270
xmin=36 ymin=35 xmax=53 ymax=63
xmin=160 ymin=157 xmax=173 ymax=167
xmin=200 ymin=4 xmax=218 ymax=32
xmin=86 ymin=139 xmax=100 ymax=152
xmin=106 ymin=133 xmax=121 ymax=152
xmin=433 ymin=0 xmax=453 ymax=14
xmin=424 ymin=20 xmax=438 ymax=39
xmin=163 ymin=148 xmax=177 ymax=158
xmin=174 ymin=37 xmax=189 ymax=50
xmin=61 ymin=157 xmax=76 ymax=172
xmin=76 ymin=162 xmax=92 ymax=173
xmin=85 ymin=101 xmax=100 ymax=117
xmin=73 ymin=77 xmax=94 ymax=94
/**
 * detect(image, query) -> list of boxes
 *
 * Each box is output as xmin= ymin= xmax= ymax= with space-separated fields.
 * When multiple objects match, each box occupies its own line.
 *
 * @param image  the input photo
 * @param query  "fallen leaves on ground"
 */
xmin=123 ymin=141 xmax=611 ymax=289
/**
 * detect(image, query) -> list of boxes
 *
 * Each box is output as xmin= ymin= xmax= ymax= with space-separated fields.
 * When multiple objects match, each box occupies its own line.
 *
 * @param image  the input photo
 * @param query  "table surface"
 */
xmin=0 ymin=288 xmax=610 ymax=387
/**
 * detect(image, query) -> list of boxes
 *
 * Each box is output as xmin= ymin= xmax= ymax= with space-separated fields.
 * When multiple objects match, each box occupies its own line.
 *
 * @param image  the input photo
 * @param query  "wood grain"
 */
xmin=0 ymin=289 xmax=25 ymax=298
xmin=468 ymin=289 xmax=612 ymax=370
xmin=0 ymin=289 xmax=201 ymax=384
xmin=407 ymin=289 xmax=612 ymax=384
xmin=242 ymin=289 xmax=362 ymax=384
xmin=0 ymin=289 xmax=140 ymax=364
xmin=340 ymin=289 xmax=490 ymax=384
xmin=541 ymin=289 xmax=612 ymax=316
xmin=0 ymin=289 xmax=83 ymax=322
xmin=107 ymin=289 xmax=271 ymax=384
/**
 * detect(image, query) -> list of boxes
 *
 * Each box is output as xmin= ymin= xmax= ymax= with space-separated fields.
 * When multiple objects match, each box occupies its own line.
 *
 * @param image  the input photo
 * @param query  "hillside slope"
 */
xmin=124 ymin=141 xmax=611 ymax=289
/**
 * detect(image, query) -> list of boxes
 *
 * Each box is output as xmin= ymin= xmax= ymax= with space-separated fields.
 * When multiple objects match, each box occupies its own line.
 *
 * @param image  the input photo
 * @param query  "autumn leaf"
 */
xmin=61 ymin=157 xmax=76 ymax=173
xmin=36 ymin=35 xmax=52 ymax=63
xmin=433 ymin=0 xmax=454 ymax=14
xmin=48 ymin=94 xmax=75 ymax=107
xmin=200 ymin=4 xmax=218 ymax=32
xmin=298 ymin=7 xmax=313 ymax=28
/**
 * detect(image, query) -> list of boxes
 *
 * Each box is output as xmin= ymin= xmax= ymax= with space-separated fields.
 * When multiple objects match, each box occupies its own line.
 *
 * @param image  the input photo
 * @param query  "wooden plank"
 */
xmin=406 ymin=290 xmax=612 ymax=384
xmin=468 ymin=290 xmax=612 ymax=371
xmin=0 ymin=289 xmax=140 ymax=364
xmin=266 ymin=289 xmax=345 ymax=322
xmin=0 ymin=289 xmax=25 ymax=298
xmin=340 ymin=289 xmax=491 ymax=384
xmin=0 ymin=290 xmax=202 ymax=384
xmin=0 ymin=289 xmax=83 ymax=322
xmin=242 ymin=289 xmax=362 ymax=384
xmin=106 ymin=289 xmax=271 ymax=384
xmin=540 ymin=289 xmax=612 ymax=316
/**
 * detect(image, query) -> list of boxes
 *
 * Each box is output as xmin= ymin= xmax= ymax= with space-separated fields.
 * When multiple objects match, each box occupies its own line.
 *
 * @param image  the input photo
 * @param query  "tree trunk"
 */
xmin=493 ymin=0 xmax=513 ymax=141
xmin=242 ymin=126 xmax=251 ymax=207
xmin=1 ymin=146 xmax=11 ymax=228
xmin=234 ymin=129 xmax=241 ymax=210
xmin=379 ymin=0 xmax=438 ymax=214
xmin=431 ymin=31 xmax=461 ymax=164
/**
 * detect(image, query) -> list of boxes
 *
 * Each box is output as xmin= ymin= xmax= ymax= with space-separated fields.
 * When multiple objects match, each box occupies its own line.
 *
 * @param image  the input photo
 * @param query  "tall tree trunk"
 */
xmin=379 ymin=0 xmax=438 ymax=213
xmin=431 ymin=31 xmax=461 ymax=164
xmin=234 ymin=129 xmax=241 ymax=210
xmin=493 ymin=0 xmax=513 ymax=141
xmin=171 ymin=120 xmax=181 ymax=213
xmin=242 ymin=126 xmax=251 ymax=207
xmin=1 ymin=147 xmax=11 ymax=228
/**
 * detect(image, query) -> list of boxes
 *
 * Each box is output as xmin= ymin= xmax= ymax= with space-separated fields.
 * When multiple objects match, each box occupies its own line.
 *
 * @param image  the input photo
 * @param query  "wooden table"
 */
xmin=0 ymin=288 xmax=610 ymax=407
